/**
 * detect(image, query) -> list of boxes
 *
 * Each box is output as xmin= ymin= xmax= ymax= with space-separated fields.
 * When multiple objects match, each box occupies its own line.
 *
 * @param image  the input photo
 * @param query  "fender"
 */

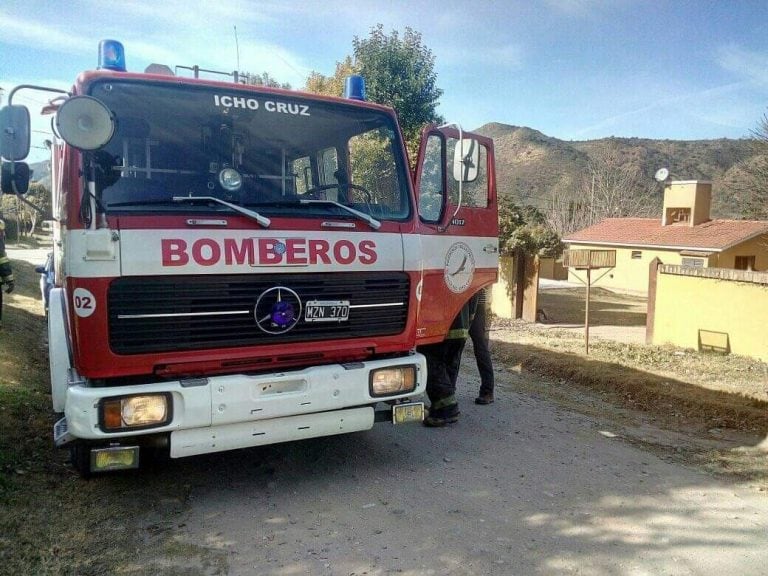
xmin=49 ymin=288 xmax=73 ymax=412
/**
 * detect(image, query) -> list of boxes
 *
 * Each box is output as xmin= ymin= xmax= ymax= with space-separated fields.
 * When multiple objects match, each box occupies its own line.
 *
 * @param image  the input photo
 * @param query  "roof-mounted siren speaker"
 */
xmin=344 ymin=75 xmax=366 ymax=101
xmin=654 ymin=167 xmax=670 ymax=183
xmin=55 ymin=96 xmax=116 ymax=151
xmin=145 ymin=63 xmax=175 ymax=76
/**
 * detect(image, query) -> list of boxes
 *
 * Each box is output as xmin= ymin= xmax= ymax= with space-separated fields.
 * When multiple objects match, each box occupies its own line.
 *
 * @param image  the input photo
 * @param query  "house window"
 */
xmin=681 ymin=257 xmax=704 ymax=268
xmin=631 ymin=251 xmax=642 ymax=259
xmin=734 ymin=256 xmax=756 ymax=271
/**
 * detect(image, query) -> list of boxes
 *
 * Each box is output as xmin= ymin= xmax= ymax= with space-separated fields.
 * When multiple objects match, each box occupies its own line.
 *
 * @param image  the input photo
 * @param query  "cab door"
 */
xmin=412 ymin=125 xmax=499 ymax=345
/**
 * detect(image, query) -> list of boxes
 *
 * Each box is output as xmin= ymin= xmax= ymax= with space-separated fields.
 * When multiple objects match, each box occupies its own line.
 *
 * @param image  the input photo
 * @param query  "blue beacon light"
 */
xmin=344 ymin=75 xmax=366 ymax=101
xmin=98 ymin=39 xmax=126 ymax=71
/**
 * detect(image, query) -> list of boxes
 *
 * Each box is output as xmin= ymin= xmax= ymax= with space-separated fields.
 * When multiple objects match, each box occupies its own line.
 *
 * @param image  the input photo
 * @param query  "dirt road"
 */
xmin=167 ymin=361 xmax=768 ymax=576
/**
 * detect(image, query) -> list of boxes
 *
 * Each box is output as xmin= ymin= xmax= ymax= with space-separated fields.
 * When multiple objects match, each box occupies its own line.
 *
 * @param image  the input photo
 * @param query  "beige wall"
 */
xmin=539 ymin=257 xmax=568 ymax=280
xmin=566 ymin=237 xmax=768 ymax=293
xmin=566 ymin=244 xmax=684 ymax=292
xmin=714 ymin=234 xmax=768 ymax=271
xmin=651 ymin=266 xmax=768 ymax=362
xmin=491 ymin=255 xmax=540 ymax=320
xmin=492 ymin=256 xmax=515 ymax=318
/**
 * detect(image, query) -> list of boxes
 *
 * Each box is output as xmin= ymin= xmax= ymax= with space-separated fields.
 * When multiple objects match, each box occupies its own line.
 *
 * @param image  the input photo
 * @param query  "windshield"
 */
xmin=86 ymin=80 xmax=411 ymax=221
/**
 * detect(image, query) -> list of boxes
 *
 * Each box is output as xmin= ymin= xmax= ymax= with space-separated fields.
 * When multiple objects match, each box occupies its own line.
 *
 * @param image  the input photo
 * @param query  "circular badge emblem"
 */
xmin=73 ymin=287 xmax=97 ymax=318
xmin=444 ymin=242 xmax=475 ymax=293
xmin=254 ymin=287 xmax=302 ymax=334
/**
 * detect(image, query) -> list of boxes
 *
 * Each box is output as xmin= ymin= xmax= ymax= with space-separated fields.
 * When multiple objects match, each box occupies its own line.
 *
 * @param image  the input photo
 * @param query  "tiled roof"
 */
xmin=564 ymin=218 xmax=768 ymax=251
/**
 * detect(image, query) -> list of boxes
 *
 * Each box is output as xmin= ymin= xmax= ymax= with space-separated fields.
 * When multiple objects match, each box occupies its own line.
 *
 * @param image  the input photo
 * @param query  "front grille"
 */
xmin=108 ymin=272 xmax=410 ymax=354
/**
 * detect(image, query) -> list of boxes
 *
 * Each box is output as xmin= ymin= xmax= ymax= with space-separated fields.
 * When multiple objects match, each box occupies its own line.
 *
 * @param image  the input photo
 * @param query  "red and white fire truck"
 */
xmin=0 ymin=41 xmax=498 ymax=476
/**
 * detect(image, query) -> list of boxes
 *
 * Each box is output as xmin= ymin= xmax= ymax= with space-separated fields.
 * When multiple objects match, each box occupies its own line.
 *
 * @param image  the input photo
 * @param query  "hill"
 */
xmin=29 ymin=161 xmax=50 ymax=190
xmin=474 ymin=123 xmax=754 ymax=219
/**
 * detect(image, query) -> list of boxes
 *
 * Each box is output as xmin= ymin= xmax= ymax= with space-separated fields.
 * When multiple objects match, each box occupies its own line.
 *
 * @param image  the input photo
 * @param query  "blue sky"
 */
xmin=2 ymin=0 xmax=768 ymax=162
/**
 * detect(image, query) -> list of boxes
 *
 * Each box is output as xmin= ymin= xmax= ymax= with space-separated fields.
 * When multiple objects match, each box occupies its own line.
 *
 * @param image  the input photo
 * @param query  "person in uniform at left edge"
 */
xmin=0 ymin=217 xmax=15 ymax=329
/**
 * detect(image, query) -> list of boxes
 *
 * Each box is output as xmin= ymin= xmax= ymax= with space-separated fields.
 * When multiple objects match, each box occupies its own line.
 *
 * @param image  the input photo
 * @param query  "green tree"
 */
xmin=305 ymin=25 xmax=444 ymax=161
xmin=305 ymin=56 xmax=356 ymax=97
xmin=2 ymin=182 xmax=50 ymax=237
xmin=499 ymin=202 xmax=563 ymax=257
xmin=244 ymin=71 xmax=291 ymax=89
xmin=354 ymin=25 xmax=443 ymax=158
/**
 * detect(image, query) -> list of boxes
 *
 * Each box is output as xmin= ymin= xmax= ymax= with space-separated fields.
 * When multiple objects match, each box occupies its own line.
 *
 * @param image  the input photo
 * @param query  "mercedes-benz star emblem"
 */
xmin=254 ymin=287 xmax=302 ymax=334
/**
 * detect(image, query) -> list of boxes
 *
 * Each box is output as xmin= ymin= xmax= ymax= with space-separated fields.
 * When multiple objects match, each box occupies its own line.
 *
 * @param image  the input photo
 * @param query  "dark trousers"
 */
xmin=469 ymin=303 xmax=494 ymax=396
xmin=419 ymin=338 xmax=467 ymax=406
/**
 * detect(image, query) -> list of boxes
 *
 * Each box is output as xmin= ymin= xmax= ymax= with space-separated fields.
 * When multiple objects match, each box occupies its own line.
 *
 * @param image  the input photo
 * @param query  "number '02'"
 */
xmin=73 ymin=288 xmax=97 ymax=318
xmin=75 ymin=295 xmax=92 ymax=309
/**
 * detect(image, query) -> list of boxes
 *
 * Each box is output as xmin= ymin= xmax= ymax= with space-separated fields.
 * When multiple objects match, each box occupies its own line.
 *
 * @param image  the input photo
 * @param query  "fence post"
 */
xmin=646 ymin=257 xmax=662 ymax=344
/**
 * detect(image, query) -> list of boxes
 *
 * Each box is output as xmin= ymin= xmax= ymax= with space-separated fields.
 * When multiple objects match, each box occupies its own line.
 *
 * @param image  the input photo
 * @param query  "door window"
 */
xmin=418 ymin=134 xmax=444 ymax=222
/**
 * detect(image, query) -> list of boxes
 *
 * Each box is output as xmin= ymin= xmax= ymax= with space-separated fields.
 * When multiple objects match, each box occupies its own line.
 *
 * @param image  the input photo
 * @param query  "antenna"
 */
xmin=234 ymin=25 xmax=241 ymax=77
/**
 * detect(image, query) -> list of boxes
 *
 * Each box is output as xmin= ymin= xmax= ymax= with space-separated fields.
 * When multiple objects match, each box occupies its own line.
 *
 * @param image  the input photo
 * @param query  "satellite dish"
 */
xmin=654 ymin=167 xmax=670 ymax=182
xmin=55 ymin=96 xmax=115 ymax=151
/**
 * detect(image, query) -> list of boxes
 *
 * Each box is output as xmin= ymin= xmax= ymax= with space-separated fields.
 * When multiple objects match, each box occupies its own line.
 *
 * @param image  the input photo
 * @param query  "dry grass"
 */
xmin=0 ymin=254 xmax=227 ymax=575
xmin=516 ymin=286 xmax=768 ymax=408
xmin=493 ymin=322 xmax=768 ymax=433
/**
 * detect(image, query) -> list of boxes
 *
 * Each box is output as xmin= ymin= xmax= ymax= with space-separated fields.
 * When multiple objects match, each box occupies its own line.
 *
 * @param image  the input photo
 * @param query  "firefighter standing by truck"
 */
xmin=0 ymin=216 xmax=14 ymax=329
xmin=419 ymin=292 xmax=480 ymax=427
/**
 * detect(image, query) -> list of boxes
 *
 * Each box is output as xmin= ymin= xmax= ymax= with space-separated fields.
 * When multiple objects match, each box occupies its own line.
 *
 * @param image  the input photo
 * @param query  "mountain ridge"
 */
xmin=473 ymin=122 xmax=753 ymax=219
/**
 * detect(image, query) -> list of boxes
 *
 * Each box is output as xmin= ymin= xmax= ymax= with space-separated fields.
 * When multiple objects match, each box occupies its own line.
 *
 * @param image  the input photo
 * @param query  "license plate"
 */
xmin=304 ymin=300 xmax=350 ymax=322
xmin=392 ymin=402 xmax=425 ymax=424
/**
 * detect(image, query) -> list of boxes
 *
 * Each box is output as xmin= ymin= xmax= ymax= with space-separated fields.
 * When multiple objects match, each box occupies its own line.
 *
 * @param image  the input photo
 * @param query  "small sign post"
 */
xmin=562 ymin=249 xmax=616 ymax=354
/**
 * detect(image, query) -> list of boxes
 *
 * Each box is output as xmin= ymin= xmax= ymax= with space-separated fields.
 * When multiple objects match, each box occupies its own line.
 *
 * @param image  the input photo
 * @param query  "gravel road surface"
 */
xmin=171 ymin=363 xmax=768 ymax=576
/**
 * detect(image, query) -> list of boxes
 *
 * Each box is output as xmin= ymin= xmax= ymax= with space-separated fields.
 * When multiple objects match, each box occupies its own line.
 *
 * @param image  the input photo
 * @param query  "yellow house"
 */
xmin=563 ymin=181 xmax=768 ymax=293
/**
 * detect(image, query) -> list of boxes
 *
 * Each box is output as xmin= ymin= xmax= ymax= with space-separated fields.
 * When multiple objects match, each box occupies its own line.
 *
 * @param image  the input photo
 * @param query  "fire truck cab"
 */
xmin=0 ymin=41 xmax=498 ymax=476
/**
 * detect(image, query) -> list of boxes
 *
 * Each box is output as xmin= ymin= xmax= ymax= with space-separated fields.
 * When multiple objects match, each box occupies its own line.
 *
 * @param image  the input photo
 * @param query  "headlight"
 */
xmin=370 ymin=365 xmax=417 ymax=397
xmin=219 ymin=167 xmax=243 ymax=191
xmin=100 ymin=393 xmax=171 ymax=431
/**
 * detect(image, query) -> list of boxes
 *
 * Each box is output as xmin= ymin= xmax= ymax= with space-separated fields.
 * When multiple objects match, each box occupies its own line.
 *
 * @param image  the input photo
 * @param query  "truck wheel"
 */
xmin=69 ymin=444 xmax=92 ymax=479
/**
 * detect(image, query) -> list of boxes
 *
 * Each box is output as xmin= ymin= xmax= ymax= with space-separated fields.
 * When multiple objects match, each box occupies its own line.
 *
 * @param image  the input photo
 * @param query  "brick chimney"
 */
xmin=661 ymin=180 xmax=712 ymax=227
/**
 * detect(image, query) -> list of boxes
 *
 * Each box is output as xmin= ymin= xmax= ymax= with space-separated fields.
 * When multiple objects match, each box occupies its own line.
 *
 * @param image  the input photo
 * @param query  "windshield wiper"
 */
xmin=172 ymin=196 xmax=271 ymax=228
xmin=298 ymin=199 xmax=381 ymax=230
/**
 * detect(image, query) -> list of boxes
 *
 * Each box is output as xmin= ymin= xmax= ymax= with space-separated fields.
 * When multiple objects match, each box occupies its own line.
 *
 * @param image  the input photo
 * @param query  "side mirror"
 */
xmin=93 ymin=150 xmax=120 ymax=190
xmin=0 ymin=105 xmax=31 ymax=161
xmin=55 ymin=96 xmax=115 ymax=151
xmin=452 ymin=138 xmax=479 ymax=183
xmin=1 ymin=161 xmax=31 ymax=195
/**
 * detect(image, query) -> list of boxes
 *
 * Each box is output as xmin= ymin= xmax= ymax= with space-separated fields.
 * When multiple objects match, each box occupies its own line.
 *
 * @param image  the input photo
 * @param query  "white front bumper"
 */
xmin=171 ymin=406 xmax=375 ymax=458
xmin=63 ymin=353 xmax=426 ymax=456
